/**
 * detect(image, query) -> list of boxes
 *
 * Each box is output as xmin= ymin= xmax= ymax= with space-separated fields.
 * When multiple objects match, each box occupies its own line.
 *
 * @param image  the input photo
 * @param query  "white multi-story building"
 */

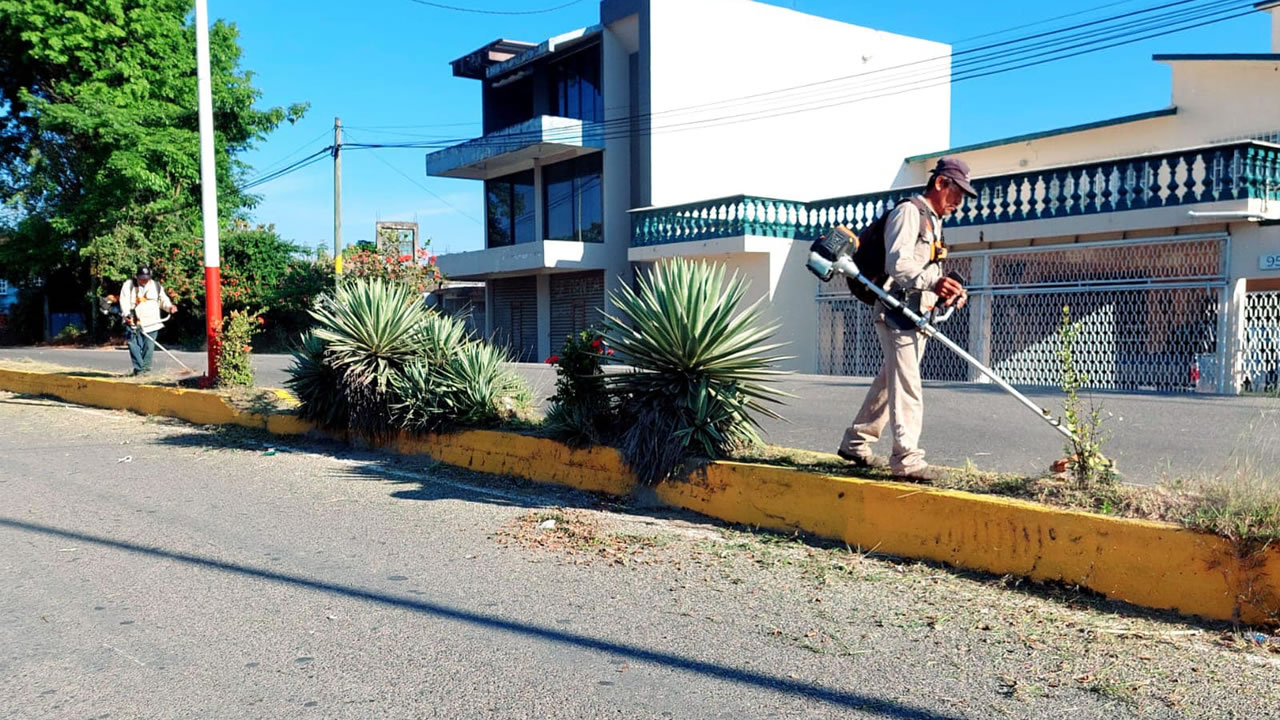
xmin=429 ymin=0 xmax=950 ymax=363
xmin=433 ymin=0 xmax=1280 ymax=394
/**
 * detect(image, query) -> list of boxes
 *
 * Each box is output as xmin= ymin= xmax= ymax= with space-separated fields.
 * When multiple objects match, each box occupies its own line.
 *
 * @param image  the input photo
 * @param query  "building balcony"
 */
xmin=436 ymin=240 xmax=613 ymax=281
xmin=425 ymin=115 xmax=603 ymax=180
xmin=630 ymin=141 xmax=1280 ymax=250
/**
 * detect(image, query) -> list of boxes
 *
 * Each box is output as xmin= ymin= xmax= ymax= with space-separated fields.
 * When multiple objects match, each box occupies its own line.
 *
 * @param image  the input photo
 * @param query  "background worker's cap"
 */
xmin=931 ymin=156 xmax=978 ymax=198
xmin=136 ymin=266 xmax=152 ymax=278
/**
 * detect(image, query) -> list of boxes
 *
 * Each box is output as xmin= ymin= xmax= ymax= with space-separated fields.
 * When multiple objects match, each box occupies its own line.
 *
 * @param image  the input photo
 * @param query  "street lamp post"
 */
xmin=194 ymin=0 xmax=222 ymax=383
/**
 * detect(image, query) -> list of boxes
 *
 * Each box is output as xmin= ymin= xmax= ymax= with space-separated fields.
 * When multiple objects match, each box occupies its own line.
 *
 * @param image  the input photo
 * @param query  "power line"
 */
xmin=952 ymin=0 xmax=1153 ymax=43
xmin=405 ymin=0 xmax=585 ymax=15
xmin=340 ymin=0 xmax=1252 ymax=152
xmin=239 ymin=147 xmax=332 ymax=191
xmin=233 ymin=2 xmax=1257 ymax=199
xmin=349 ymin=131 xmax=483 ymax=225
xmin=365 ymin=0 xmax=1224 ymax=149
xmin=249 ymin=128 xmax=333 ymax=178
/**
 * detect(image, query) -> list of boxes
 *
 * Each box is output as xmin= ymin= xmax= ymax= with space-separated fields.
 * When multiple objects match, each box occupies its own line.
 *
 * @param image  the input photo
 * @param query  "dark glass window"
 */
xmin=483 ymin=75 xmax=535 ymax=134
xmin=543 ymin=154 xmax=603 ymax=243
xmin=485 ymin=170 xmax=535 ymax=248
xmin=549 ymin=47 xmax=601 ymax=123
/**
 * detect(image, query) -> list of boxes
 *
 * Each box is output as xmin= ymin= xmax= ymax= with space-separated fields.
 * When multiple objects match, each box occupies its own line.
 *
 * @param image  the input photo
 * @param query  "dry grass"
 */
xmin=731 ymin=445 xmax=1280 ymax=543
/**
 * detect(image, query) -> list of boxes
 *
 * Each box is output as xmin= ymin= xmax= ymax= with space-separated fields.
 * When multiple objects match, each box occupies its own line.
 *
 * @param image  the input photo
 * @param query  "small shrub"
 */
xmin=340 ymin=235 xmax=443 ymax=292
xmin=603 ymin=258 xmax=792 ymax=484
xmin=545 ymin=329 xmax=616 ymax=445
xmin=52 ymin=323 xmax=85 ymax=345
xmin=216 ymin=309 xmax=265 ymax=388
xmin=1058 ymin=305 xmax=1116 ymax=490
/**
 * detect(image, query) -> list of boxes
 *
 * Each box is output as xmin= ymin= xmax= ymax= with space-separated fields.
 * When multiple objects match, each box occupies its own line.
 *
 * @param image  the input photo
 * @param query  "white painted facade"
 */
xmin=640 ymin=0 xmax=950 ymax=206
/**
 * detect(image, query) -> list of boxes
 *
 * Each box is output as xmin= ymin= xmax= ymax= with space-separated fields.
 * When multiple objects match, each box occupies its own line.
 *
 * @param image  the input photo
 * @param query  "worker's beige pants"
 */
xmin=840 ymin=321 xmax=928 ymax=472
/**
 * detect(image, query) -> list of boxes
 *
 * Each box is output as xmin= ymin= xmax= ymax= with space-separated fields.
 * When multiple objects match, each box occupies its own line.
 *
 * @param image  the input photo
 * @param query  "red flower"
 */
xmin=428 ymin=255 xmax=438 ymax=265
xmin=257 ymin=317 xmax=265 ymax=325
xmin=241 ymin=345 xmax=251 ymax=352
xmin=606 ymin=349 xmax=615 ymax=356
xmin=545 ymin=355 xmax=560 ymax=364
xmin=398 ymin=254 xmax=411 ymax=263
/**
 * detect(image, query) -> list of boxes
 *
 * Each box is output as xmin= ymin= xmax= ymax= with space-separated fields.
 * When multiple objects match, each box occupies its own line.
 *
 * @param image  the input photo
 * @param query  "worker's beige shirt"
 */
xmin=876 ymin=197 xmax=944 ymax=323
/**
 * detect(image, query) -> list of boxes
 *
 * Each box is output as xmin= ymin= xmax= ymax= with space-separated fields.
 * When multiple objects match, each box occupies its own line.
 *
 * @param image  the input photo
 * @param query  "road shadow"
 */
xmin=0 ymin=516 xmax=962 ymax=720
xmin=145 ymin=422 xmax=1249 ymax=636
xmin=152 ymin=426 xmax=618 ymax=513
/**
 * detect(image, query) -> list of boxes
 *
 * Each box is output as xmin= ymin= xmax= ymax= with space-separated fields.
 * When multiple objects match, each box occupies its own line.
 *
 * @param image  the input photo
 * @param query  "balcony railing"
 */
xmin=631 ymin=141 xmax=1280 ymax=247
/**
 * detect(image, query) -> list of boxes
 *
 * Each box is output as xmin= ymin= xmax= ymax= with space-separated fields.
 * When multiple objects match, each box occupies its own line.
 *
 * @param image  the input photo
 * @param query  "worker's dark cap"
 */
xmin=931 ymin=156 xmax=978 ymax=198
xmin=136 ymin=266 xmax=152 ymax=277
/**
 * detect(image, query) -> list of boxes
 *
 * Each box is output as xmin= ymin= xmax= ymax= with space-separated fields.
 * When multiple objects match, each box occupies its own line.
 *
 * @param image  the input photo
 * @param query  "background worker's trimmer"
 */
xmin=806 ymin=226 xmax=1075 ymax=444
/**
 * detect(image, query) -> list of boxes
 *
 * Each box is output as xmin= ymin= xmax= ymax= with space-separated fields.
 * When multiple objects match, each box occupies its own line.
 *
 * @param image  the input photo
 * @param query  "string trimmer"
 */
xmin=806 ymin=227 xmax=1076 ymax=445
xmin=139 ymin=314 xmax=198 ymax=376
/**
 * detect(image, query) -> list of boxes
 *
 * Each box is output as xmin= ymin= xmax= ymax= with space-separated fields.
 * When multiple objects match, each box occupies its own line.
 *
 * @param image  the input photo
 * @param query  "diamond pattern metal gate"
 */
xmin=816 ymin=234 xmax=1228 ymax=393
xmin=1243 ymin=290 xmax=1280 ymax=394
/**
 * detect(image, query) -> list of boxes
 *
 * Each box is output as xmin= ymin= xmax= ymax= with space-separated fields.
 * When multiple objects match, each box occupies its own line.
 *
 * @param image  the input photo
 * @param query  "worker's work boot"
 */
xmin=838 ymin=448 xmax=888 ymax=469
xmin=894 ymin=464 xmax=949 ymax=483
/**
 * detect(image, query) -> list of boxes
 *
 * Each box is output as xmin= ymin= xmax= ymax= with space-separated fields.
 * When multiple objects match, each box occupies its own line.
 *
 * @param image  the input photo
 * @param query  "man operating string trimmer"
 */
xmin=119 ymin=266 xmax=179 ymax=376
xmin=832 ymin=157 xmax=976 ymax=480
xmin=810 ymin=157 xmax=1077 ymax=477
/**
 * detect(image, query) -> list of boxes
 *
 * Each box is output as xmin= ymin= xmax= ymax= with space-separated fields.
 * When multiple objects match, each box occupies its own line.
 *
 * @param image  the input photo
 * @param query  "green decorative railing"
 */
xmin=631 ymin=141 xmax=1280 ymax=247
xmin=630 ymin=194 xmax=810 ymax=246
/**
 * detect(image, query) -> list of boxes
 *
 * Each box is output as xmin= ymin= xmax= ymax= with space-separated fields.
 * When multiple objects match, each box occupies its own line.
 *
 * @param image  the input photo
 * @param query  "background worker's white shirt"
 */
xmin=119 ymin=279 xmax=173 ymax=333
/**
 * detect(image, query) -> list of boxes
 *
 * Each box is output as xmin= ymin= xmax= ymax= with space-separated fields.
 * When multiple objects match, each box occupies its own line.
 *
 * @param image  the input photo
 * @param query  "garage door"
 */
xmin=549 ymin=271 xmax=605 ymax=351
xmin=490 ymin=276 xmax=538 ymax=362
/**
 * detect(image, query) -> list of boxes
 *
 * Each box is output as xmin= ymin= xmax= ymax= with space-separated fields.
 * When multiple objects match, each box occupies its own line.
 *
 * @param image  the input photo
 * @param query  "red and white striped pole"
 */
xmin=194 ymin=0 xmax=222 ymax=383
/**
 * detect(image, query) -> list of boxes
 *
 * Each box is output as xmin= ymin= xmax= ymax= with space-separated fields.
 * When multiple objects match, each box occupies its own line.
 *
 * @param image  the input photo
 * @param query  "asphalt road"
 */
xmin=2 ymin=396 xmax=1274 ymax=719
xmin=2 ymin=345 xmax=1278 ymax=483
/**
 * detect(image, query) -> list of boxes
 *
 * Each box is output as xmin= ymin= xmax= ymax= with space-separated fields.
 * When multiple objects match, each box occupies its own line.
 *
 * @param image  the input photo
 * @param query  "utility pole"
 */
xmin=333 ymin=117 xmax=343 ymax=275
xmin=194 ymin=0 xmax=222 ymax=383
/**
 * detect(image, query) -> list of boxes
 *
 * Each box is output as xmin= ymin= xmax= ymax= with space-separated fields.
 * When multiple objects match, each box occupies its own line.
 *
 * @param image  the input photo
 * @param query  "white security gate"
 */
xmin=817 ymin=234 xmax=1229 ymax=393
xmin=1243 ymin=290 xmax=1280 ymax=394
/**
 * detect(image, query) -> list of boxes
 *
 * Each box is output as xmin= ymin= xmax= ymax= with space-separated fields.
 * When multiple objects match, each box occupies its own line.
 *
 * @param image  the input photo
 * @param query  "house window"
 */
xmin=544 ymin=154 xmax=603 ymax=243
xmin=0 ymin=278 xmax=8 ymax=295
xmin=549 ymin=47 xmax=602 ymax=123
xmin=485 ymin=170 xmax=535 ymax=248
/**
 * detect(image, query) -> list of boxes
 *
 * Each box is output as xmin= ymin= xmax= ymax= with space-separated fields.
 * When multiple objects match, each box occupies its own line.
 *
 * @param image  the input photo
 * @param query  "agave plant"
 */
xmin=285 ymin=330 xmax=350 ymax=430
xmin=603 ymin=258 xmax=792 ymax=484
xmin=390 ymin=328 xmax=531 ymax=433
xmin=308 ymin=278 xmax=429 ymax=436
xmin=439 ymin=341 xmax=532 ymax=427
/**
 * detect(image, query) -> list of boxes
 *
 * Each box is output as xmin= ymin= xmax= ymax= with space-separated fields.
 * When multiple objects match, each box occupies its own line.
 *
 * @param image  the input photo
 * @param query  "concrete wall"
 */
xmin=628 ymin=237 xmax=819 ymax=372
xmin=643 ymin=0 xmax=950 ymax=207
xmin=600 ymin=19 xmax=637 ymax=333
xmin=1229 ymin=221 xmax=1280 ymax=285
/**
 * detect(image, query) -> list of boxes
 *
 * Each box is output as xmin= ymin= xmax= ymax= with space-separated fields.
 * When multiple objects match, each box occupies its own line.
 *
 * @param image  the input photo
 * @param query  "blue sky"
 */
xmin=221 ymin=0 xmax=1269 ymax=257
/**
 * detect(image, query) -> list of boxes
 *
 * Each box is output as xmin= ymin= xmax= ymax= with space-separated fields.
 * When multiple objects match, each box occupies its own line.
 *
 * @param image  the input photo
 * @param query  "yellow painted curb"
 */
xmin=0 ymin=368 xmax=306 ymax=435
xmin=1 ymin=367 xmax=1275 ymax=625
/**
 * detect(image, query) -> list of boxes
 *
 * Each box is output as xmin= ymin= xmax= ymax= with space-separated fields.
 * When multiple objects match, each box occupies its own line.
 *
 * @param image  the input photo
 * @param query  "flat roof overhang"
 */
xmin=425 ymin=116 xmax=603 ymax=180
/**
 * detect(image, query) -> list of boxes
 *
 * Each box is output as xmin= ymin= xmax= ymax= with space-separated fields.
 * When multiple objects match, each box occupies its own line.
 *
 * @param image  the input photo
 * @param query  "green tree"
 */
xmin=0 ymin=0 xmax=307 ymax=324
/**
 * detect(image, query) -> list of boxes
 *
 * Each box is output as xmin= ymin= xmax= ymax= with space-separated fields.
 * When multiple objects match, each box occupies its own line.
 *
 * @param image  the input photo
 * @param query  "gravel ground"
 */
xmin=1 ymin=393 xmax=1277 ymax=719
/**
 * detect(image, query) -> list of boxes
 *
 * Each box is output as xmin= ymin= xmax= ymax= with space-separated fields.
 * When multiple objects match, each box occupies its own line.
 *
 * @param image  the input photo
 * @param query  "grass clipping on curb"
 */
xmin=731 ymin=445 xmax=1280 ymax=544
